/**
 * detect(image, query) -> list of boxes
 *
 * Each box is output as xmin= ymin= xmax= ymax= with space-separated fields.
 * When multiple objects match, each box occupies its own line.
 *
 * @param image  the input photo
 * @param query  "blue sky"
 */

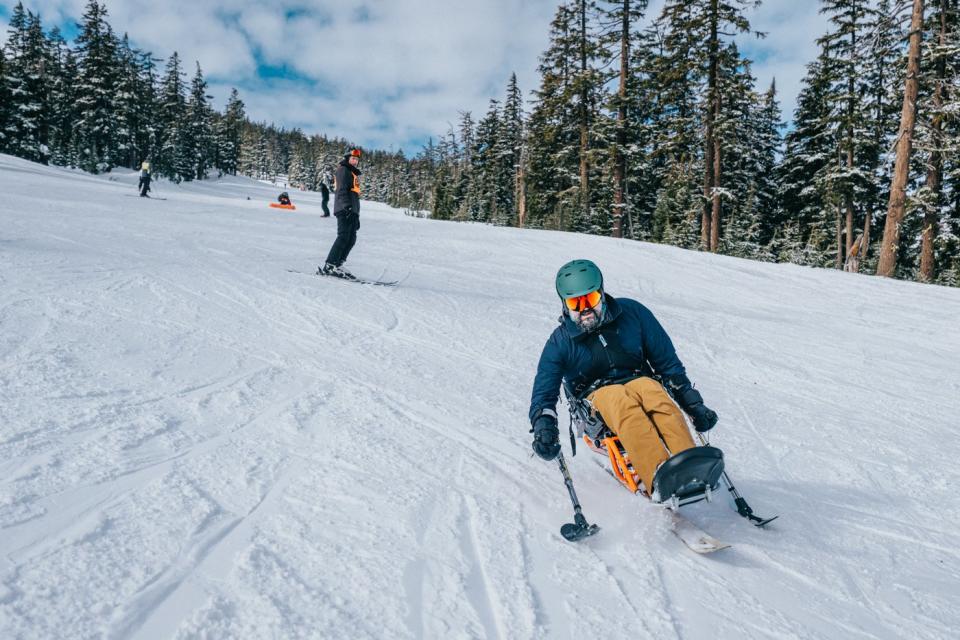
xmin=2 ymin=1 xmax=831 ymax=154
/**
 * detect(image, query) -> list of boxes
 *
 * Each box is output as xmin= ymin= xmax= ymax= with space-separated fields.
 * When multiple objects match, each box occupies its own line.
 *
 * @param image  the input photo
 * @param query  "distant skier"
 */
xmin=320 ymin=149 xmax=362 ymax=276
xmin=278 ymin=192 xmax=292 ymax=206
xmin=320 ymin=181 xmax=331 ymax=217
xmin=138 ymin=161 xmax=151 ymax=197
xmin=529 ymin=260 xmax=718 ymax=499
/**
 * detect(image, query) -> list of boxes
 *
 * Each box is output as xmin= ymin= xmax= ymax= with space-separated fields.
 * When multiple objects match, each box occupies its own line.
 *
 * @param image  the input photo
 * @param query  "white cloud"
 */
xmin=5 ymin=0 xmax=834 ymax=150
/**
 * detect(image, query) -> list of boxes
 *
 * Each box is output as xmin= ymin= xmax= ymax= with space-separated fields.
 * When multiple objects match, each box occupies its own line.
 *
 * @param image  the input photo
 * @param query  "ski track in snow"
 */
xmin=1 ymin=154 xmax=959 ymax=639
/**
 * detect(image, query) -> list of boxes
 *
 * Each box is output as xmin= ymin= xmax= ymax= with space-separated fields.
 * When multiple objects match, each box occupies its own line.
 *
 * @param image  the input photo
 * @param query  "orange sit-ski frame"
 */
xmin=585 ymin=434 xmax=643 ymax=494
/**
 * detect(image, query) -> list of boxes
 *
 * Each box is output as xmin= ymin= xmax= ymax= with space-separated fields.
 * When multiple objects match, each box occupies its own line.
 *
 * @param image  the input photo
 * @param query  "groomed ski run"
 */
xmin=2 ymin=154 xmax=959 ymax=639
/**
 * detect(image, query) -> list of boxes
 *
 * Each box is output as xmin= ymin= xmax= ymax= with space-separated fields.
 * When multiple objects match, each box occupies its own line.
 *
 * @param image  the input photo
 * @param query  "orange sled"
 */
xmin=270 ymin=203 xmax=296 ymax=210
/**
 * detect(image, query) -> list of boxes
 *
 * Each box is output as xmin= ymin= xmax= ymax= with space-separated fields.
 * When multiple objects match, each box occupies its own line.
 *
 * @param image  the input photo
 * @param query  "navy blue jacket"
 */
xmin=528 ymin=296 xmax=686 ymax=424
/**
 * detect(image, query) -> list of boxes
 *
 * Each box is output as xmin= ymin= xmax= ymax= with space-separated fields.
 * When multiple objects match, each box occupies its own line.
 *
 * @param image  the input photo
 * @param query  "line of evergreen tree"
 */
xmin=3 ymin=1 xmax=957 ymax=285
xmin=0 ymin=0 xmax=424 ymax=209
xmin=423 ymin=0 xmax=960 ymax=286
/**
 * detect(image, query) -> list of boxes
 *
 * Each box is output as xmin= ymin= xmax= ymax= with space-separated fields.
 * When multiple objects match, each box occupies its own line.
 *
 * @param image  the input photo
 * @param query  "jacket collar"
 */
xmin=340 ymin=159 xmax=362 ymax=175
xmin=561 ymin=294 xmax=622 ymax=340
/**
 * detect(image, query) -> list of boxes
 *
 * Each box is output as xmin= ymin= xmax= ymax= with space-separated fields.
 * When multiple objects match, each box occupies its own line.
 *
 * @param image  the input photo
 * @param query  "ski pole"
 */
xmin=697 ymin=433 xmax=777 ymax=527
xmin=556 ymin=451 xmax=599 ymax=541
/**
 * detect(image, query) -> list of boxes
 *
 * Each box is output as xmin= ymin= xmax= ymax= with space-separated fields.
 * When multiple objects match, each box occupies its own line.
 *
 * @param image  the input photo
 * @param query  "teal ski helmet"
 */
xmin=555 ymin=259 xmax=603 ymax=299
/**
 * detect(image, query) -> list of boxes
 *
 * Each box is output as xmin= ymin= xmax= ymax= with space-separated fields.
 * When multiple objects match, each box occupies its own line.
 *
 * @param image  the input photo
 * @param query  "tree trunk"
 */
xmin=702 ymin=0 xmax=719 ymax=250
xmin=517 ymin=143 xmax=527 ymax=228
xmin=877 ymin=0 xmax=925 ymax=277
xmin=710 ymin=125 xmax=721 ymax=252
xmin=844 ymin=10 xmax=857 ymax=259
xmin=836 ymin=206 xmax=844 ymax=269
xmin=578 ymin=0 xmax=590 ymax=223
xmin=919 ymin=0 xmax=947 ymax=282
xmin=860 ymin=212 xmax=871 ymax=263
xmin=611 ymin=0 xmax=629 ymax=239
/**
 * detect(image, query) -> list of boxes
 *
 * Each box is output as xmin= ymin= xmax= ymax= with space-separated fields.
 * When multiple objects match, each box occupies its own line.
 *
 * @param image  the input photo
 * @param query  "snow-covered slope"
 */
xmin=1 ymin=153 xmax=958 ymax=639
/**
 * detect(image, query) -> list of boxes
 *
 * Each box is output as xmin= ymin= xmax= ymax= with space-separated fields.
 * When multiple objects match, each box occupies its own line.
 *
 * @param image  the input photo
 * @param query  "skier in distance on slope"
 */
xmin=138 ymin=161 xmax=152 ymax=197
xmin=320 ymin=149 xmax=362 ymax=276
xmin=529 ymin=259 xmax=718 ymax=496
xmin=320 ymin=180 xmax=331 ymax=217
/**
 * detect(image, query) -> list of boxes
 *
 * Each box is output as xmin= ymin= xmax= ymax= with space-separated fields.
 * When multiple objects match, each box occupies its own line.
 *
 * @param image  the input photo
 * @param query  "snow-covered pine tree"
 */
xmin=497 ymin=73 xmax=525 ymax=227
xmin=627 ymin=24 xmax=673 ymax=241
xmin=185 ymin=62 xmax=214 ymax=180
xmin=216 ymin=88 xmax=245 ymax=176
xmin=155 ymin=52 xmax=188 ymax=181
xmin=858 ymin=0 xmax=903 ymax=266
xmin=722 ymin=68 xmax=781 ymax=261
xmin=465 ymin=99 xmax=501 ymax=223
xmin=570 ymin=0 xmax=607 ymax=230
xmin=287 ymin=141 xmax=308 ymax=189
xmin=0 ymin=47 xmax=11 ymax=153
xmin=915 ymin=0 xmax=958 ymax=281
xmin=754 ymin=80 xmax=784 ymax=247
xmin=4 ymin=5 xmax=51 ymax=163
xmin=46 ymin=27 xmax=78 ymax=167
xmin=818 ymin=0 xmax=878 ymax=267
xmin=73 ymin=0 xmax=119 ymax=173
xmin=936 ymin=0 xmax=960 ymax=284
xmin=658 ymin=0 xmax=760 ymax=251
xmin=113 ymin=34 xmax=146 ymax=169
xmin=453 ymin=111 xmax=474 ymax=219
xmin=778 ymin=42 xmax=835 ymax=264
xmin=600 ymin=0 xmax=648 ymax=238
xmin=525 ymin=1 xmax=608 ymax=232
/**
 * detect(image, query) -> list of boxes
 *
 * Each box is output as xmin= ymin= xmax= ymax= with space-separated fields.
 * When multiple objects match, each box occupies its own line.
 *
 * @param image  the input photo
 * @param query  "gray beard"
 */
xmin=572 ymin=303 xmax=604 ymax=332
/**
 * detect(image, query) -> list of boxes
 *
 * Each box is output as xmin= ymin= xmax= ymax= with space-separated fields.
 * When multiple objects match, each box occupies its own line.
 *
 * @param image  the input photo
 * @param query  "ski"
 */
xmin=124 ymin=194 xmax=167 ymax=200
xmin=286 ymin=268 xmax=399 ymax=287
xmin=667 ymin=510 xmax=730 ymax=554
xmin=593 ymin=455 xmax=730 ymax=553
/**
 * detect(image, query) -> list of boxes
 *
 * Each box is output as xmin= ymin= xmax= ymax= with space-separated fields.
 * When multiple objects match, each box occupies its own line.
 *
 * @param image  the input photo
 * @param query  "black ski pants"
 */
xmin=325 ymin=210 xmax=359 ymax=266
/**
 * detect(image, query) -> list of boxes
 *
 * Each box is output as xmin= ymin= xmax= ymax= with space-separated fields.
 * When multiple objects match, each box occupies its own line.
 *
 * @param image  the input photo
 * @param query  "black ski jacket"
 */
xmin=333 ymin=160 xmax=361 ymax=215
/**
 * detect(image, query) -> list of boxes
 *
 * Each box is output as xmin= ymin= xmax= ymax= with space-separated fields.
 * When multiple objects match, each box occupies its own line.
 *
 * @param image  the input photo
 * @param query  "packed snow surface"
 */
xmin=1 ymin=154 xmax=959 ymax=639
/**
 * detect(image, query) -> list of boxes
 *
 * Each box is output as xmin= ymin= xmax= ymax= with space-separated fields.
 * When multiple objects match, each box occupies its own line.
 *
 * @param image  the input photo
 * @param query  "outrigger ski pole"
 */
xmin=697 ymin=434 xmax=778 ymax=527
xmin=557 ymin=451 xmax=600 ymax=541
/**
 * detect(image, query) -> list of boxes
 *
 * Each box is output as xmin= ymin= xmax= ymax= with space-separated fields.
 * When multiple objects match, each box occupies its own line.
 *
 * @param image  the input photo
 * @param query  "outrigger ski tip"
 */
xmin=733 ymin=496 xmax=779 ymax=527
xmin=560 ymin=513 xmax=600 ymax=542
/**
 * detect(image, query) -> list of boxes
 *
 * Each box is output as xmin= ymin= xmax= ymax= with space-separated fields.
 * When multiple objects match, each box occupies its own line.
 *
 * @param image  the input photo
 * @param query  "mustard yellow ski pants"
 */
xmin=588 ymin=377 xmax=695 ymax=494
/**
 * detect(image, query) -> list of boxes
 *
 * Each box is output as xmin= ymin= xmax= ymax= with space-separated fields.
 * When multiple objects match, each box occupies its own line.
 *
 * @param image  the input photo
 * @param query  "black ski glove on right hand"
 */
xmin=531 ymin=411 xmax=561 ymax=461
xmin=665 ymin=376 xmax=718 ymax=433
xmin=687 ymin=402 xmax=718 ymax=432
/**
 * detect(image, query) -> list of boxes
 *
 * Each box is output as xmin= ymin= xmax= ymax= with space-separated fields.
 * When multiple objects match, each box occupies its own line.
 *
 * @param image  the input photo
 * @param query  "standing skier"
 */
xmin=320 ymin=149 xmax=362 ymax=275
xmin=529 ymin=260 xmax=719 ymax=498
xmin=138 ymin=161 xmax=152 ymax=197
xmin=320 ymin=181 xmax=331 ymax=217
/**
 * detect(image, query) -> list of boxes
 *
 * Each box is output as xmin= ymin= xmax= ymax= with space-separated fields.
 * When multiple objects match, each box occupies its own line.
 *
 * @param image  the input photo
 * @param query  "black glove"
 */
xmin=664 ymin=375 xmax=718 ymax=432
xmin=531 ymin=411 xmax=561 ymax=461
xmin=687 ymin=402 xmax=718 ymax=432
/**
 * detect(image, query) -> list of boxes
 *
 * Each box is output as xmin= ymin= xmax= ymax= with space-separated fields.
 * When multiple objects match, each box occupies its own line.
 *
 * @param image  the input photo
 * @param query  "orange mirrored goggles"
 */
xmin=564 ymin=289 xmax=602 ymax=312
